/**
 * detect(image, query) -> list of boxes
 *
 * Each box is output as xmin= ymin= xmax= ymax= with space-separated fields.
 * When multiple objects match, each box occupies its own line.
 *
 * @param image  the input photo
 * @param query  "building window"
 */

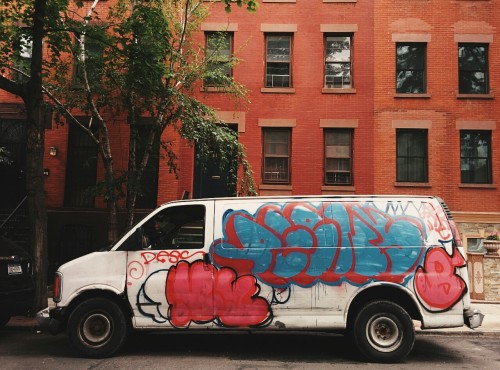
xmin=396 ymin=43 xmax=426 ymax=93
xmin=64 ymin=117 xmax=98 ymax=208
xmin=134 ymin=118 xmax=159 ymax=209
xmin=265 ymin=34 xmax=292 ymax=88
xmin=73 ymin=37 xmax=103 ymax=87
xmin=460 ymin=131 xmax=492 ymax=184
xmin=324 ymin=35 xmax=352 ymax=89
xmin=324 ymin=129 xmax=353 ymax=185
xmin=204 ymin=32 xmax=233 ymax=87
xmin=262 ymin=128 xmax=291 ymax=184
xmin=13 ymin=31 xmax=33 ymax=83
xmin=458 ymin=44 xmax=489 ymax=94
xmin=396 ymin=129 xmax=428 ymax=182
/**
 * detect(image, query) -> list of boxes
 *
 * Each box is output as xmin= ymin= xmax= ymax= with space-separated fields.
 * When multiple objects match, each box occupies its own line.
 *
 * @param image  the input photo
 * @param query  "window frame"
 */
xmin=72 ymin=35 xmax=104 ymax=87
xmin=460 ymin=130 xmax=492 ymax=184
xmin=262 ymin=128 xmax=291 ymax=184
xmin=265 ymin=33 xmax=293 ymax=88
xmin=396 ymin=129 xmax=428 ymax=183
xmin=324 ymin=33 xmax=353 ymax=89
xmin=396 ymin=42 xmax=427 ymax=94
xmin=12 ymin=29 xmax=33 ymax=83
xmin=458 ymin=43 xmax=489 ymax=94
xmin=324 ymin=128 xmax=353 ymax=186
xmin=204 ymin=31 xmax=234 ymax=88
xmin=64 ymin=116 xmax=99 ymax=208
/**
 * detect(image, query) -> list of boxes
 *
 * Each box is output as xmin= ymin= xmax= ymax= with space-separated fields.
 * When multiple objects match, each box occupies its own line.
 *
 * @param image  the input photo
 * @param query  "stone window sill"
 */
xmin=261 ymin=88 xmax=295 ymax=94
xmin=394 ymin=93 xmax=431 ymax=99
xmin=394 ymin=182 xmax=432 ymax=188
xmin=322 ymin=88 xmax=356 ymax=94
xmin=457 ymin=94 xmax=494 ymax=100
xmin=259 ymin=184 xmax=292 ymax=190
xmin=459 ymin=183 xmax=496 ymax=189
xmin=321 ymin=185 xmax=356 ymax=192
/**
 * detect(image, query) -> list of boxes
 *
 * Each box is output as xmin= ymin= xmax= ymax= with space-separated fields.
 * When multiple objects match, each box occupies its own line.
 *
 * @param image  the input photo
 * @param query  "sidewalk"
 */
xmin=6 ymin=301 xmax=500 ymax=335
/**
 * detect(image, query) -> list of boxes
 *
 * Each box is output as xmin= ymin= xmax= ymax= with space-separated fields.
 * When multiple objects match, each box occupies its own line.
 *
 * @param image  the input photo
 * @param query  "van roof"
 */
xmin=161 ymin=194 xmax=440 ymax=206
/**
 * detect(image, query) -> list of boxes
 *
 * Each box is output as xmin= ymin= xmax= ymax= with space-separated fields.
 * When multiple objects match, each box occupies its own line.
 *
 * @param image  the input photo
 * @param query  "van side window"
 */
xmin=143 ymin=204 xmax=205 ymax=250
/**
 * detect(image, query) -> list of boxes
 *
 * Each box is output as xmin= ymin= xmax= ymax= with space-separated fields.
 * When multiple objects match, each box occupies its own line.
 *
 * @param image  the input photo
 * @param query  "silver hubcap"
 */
xmin=366 ymin=315 xmax=402 ymax=352
xmin=81 ymin=313 xmax=112 ymax=346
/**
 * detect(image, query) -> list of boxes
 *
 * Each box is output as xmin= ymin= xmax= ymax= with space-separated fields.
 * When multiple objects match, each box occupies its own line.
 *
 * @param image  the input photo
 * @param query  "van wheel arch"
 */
xmin=63 ymin=290 xmax=132 ymax=331
xmin=346 ymin=286 xmax=422 ymax=335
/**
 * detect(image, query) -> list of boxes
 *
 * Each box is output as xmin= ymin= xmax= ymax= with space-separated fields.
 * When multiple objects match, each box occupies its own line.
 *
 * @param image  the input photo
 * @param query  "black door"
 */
xmin=0 ymin=119 xmax=27 ymax=209
xmin=193 ymin=124 xmax=237 ymax=199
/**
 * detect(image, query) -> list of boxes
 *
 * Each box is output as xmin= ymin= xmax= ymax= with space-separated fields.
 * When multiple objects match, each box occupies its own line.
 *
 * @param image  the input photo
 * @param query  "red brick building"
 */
xmin=0 ymin=0 xmax=498 ymax=264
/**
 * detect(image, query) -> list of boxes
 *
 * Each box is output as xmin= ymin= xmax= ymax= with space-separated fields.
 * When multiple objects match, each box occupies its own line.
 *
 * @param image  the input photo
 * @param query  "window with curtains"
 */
xmin=460 ymin=131 xmax=492 ymax=184
xmin=324 ymin=129 xmax=353 ymax=185
xmin=396 ymin=129 xmax=428 ymax=182
xmin=262 ymin=128 xmax=291 ymax=184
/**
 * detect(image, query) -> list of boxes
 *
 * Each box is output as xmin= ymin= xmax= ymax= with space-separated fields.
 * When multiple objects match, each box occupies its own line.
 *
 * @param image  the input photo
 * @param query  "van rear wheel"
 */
xmin=353 ymin=300 xmax=414 ymax=363
xmin=67 ymin=297 xmax=128 ymax=358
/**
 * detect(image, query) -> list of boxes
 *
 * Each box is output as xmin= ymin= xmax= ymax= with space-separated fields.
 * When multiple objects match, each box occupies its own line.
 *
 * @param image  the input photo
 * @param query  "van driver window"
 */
xmin=142 ymin=205 xmax=205 ymax=250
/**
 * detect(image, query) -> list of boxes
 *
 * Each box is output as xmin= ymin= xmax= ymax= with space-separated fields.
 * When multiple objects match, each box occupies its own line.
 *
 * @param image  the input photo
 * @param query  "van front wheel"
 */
xmin=353 ymin=300 xmax=415 ymax=363
xmin=67 ymin=297 xmax=128 ymax=358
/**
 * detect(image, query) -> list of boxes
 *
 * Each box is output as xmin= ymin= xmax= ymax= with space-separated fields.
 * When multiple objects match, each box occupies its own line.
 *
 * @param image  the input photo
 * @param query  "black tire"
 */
xmin=67 ymin=297 xmax=128 ymax=358
xmin=352 ymin=300 xmax=415 ymax=363
xmin=0 ymin=314 xmax=11 ymax=328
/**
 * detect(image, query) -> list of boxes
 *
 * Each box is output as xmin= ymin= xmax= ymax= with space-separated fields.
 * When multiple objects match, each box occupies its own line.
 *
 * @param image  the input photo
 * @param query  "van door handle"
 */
xmin=203 ymin=253 xmax=212 ymax=270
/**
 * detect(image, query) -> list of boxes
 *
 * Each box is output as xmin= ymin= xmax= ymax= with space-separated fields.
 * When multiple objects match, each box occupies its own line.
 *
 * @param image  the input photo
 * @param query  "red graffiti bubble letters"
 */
xmin=166 ymin=260 xmax=271 ymax=328
xmin=414 ymin=247 xmax=466 ymax=312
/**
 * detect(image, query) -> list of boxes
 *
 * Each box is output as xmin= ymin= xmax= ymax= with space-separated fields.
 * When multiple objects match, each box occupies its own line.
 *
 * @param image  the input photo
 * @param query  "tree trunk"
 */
xmin=24 ymin=98 xmax=48 ymax=313
xmin=97 ymin=121 xmax=119 ymax=244
xmin=24 ymin=0 xmax=48 ymax=314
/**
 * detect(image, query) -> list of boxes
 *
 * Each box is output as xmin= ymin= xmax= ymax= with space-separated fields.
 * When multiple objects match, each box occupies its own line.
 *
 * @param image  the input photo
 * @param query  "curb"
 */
xmin=416 ymin=329 xmax=500 ymax=337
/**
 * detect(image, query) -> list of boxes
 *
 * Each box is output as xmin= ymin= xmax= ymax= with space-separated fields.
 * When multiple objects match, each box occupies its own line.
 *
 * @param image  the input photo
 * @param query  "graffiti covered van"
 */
xmin=38 ymin=196 xmax=484 ymax=362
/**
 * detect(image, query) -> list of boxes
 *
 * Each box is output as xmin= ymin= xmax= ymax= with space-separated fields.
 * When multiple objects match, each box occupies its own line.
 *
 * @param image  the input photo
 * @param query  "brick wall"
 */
xmin=374 ymin=1 xmax=499 ymax=213
xmin=1 ymin=0 xmax=498 ymax=217
xmin=191 ymin=1 xmax=375 ymax=196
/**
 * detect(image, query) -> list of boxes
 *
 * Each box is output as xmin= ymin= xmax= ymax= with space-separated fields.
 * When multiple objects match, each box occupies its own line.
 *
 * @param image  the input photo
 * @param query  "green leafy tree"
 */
xmin=48 ymin=0 xmax=257 ymax=234
xmin=0 ymin=0 xmax=257 ymax=312
xmin=0 ymin=0 xmax=53 ymax=313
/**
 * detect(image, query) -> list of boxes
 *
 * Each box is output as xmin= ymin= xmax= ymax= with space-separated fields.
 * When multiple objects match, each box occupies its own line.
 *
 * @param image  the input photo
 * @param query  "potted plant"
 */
xmin=483 ymin=232 xmax=500 ymax=256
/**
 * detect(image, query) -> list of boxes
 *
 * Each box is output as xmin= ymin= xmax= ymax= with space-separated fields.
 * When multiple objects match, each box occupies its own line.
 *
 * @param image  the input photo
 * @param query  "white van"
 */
xmin=38 ymin=196 xmax=483 ymax=362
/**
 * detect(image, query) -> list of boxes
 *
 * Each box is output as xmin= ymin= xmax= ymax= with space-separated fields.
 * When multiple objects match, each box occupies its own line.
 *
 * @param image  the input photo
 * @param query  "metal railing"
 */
xmin=0 ymin=196 xmax=28 ymax=244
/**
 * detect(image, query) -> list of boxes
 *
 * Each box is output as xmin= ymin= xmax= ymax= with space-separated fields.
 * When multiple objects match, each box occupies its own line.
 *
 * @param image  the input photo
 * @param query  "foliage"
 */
xmin=0 ymin=147 xmax=12 ymax=165
xmin=486 ymin=232 xmax=500 ymax=241
xmin=220 ymin=0 xmax=259 ymax=13
xmin=1 ymin=0 xmax=257 ymax=235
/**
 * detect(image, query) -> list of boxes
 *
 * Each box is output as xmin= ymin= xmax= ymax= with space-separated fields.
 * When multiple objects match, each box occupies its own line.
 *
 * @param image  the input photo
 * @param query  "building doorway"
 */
xmin=193 ymin=124 xmax=238 ymax=199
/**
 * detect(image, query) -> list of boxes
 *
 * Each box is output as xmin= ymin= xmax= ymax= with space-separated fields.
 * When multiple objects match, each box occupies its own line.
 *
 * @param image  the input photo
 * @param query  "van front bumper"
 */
xmin=36 ymin=307 xmax=65 ymax=334
xmin=464 ymin=307 xmax=484 ymax=329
